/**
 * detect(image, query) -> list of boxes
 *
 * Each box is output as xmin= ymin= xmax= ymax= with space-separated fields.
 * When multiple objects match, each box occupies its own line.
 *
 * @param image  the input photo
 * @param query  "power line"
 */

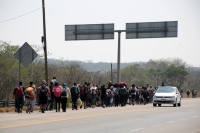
xmin=0 ymin=7 xmax=42 ymax=23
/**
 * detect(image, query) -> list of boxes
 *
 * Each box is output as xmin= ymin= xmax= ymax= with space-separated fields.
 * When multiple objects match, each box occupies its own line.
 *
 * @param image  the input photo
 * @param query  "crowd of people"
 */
xmin=13 ymin=77 xmax=158 ymax=114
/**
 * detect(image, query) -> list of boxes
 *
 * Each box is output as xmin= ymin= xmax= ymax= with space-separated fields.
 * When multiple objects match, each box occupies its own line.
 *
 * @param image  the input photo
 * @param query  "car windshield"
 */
xmin=156 ymin=87 xmax=176 ymax=93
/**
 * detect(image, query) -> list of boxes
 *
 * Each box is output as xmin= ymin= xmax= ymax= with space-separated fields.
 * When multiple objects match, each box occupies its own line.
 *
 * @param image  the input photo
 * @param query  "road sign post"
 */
xmin=65 ymin=21 xmax=178 ymax=84
xmin=14 ymin=42 xmax=38 ymax=82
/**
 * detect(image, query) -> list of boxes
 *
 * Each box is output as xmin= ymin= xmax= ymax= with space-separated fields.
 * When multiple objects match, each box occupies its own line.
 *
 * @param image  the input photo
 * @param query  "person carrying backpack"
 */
xmin=119 ymin=85 xmax=126 ymax=107
xmin=186 ymin=89 xmax=191 ymax=98
xmin=25 ymin=81 xmax=36 ymax=113
xmin=38 ymin=80 xmax=50 ymax=113
xmin=129 ymin=84 xmax=137 ymax=105
xmin=70 ymin=83 xmax=79 ymax=110
xmin=15 ymin=81 xmax=25 ymax=113
xmin=53 ymin=82 xmax=62 ymax=112
xmin=61 ymin=83 xmax=70 ymax=112
xmin=114 ymin=87 xmax=120 ymax=107
xmin=80 ymin=83 xmax=87 ymax=109
xmin=90 ymin=83 xmax=97 ymax=108
xmin=105 ymin=88 xmax=111 ymax=107
xmin=48 ymin=81 xmax=54 ymax=111
xmin=110 ymin=86 xmax=114 ymax=107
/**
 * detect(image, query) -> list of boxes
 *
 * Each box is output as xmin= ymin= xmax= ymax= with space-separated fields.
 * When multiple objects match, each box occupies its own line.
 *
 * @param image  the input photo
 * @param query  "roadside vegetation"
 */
xmin=0 ymin=40 xmax=199 ymax=102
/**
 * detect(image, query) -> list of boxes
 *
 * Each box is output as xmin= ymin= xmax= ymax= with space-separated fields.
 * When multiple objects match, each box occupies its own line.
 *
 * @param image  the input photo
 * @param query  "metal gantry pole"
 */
xmin=117 ymin=32 xmax=121 ymax=84
xmin=42 ymin=0 xmax=48 ymax=83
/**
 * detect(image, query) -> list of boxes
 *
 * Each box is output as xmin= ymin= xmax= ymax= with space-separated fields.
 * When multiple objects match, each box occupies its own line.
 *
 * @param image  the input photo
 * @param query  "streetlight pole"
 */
xmin=42 ymin=0 xmax=48 ymax=83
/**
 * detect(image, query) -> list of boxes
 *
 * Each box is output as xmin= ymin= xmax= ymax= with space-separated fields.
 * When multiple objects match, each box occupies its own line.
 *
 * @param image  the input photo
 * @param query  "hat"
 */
xmin=54 ymin=81 xmax=59 ymax=86
xmin=42 ymin=80 xmax=47 ymax=85
xmin=62 ymin=83 xmax=67 ymax=89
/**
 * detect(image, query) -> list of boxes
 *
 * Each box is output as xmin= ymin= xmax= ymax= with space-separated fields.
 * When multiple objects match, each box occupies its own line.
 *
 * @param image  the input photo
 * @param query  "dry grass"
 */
xmin=182 ymin=93 xmax=200 ymax=98
xmin=0 ymin=101 xmax=72 ymax=113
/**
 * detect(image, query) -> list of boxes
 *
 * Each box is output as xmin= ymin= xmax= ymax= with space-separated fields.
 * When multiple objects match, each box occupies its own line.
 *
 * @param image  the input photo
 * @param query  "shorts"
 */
xmin=91 ymin=95 xmax=96 ymax=102
xmin=110 ymin=98 xmax=113 ymax=104
xmin=26 ymin=98 xmax=34 ymax=105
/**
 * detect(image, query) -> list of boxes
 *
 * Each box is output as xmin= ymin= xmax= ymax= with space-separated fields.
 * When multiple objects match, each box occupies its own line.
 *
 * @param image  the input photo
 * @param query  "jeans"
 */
xmin=72 ymin=98 xmax=77 ymax=109
xmin=55 ymin=97 xmax=60 ymax=111
xmin=106 ymin=97 xmax=110 ymax=107
xmin=120 ymin=95 xmax=125 ymax=106
xmin=61 ymin=98 xmax=67 ymax=111
xmin=17 ymin=98 xmax=24 ymax=112
xmin=115 ymin=96 xmax=119 ymax=106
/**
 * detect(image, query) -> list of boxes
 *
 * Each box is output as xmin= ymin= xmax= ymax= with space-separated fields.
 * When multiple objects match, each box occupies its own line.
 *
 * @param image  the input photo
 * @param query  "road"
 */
xmin=0 ymin=98 xmax=199 ymax=133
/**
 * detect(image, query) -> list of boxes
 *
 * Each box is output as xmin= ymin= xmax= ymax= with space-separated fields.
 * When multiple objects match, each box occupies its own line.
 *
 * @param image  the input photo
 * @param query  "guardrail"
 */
xmin=0 ymin=100 xmax=39 ymax=107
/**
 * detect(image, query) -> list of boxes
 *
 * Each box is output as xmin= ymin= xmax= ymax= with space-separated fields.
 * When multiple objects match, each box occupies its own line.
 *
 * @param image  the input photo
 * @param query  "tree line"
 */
xmin=0 ymin=41 xmax=199 ymax=100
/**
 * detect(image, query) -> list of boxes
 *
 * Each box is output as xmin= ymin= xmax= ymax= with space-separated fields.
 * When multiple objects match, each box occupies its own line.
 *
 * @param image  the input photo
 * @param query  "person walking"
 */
xmin=70 ymin=83 xmax=79 ymax=110
xmin=100 ymin=85 xmax=106 ymax=108
xmin=25 ymin=82 xmax=36 ymax=113
xmin=119 ymin=85 xmax=126 ymax=107
xmin=130 ymin=84 xmax=137 ymax=105
xmin=114 ymin=86 xmax=120 ymax=107
xmin=15 ymin=81 xmax=25 ymax=113
xmin=90 ymin=83 xmax=97 ymax=108
xmin=186 ymin=89 xmax=191 ymax=98
xmin=80 ymin=84 xmax=87 ymax=109
xmin=37 ymin=80 xmax=50 ymax=113
xmin=61 ymin=83 xmax=71 ymax=112
xmin=49 ymin=81 xmax=54 ymax=110
xmin=53 ymin=82 xmax=62 ymax=112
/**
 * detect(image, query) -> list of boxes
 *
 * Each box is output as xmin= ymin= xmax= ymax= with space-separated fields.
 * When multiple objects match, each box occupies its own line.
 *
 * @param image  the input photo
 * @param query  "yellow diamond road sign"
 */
xmin=14 ymin=42 xmax=38 ymax=67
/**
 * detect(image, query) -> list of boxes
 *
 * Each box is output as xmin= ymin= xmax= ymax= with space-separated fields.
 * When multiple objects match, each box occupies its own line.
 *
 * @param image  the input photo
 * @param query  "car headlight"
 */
xmin=171 ymin=96 xmax=175 ymax=98
xmin=153 ymin=96 xmax=157 ymax=98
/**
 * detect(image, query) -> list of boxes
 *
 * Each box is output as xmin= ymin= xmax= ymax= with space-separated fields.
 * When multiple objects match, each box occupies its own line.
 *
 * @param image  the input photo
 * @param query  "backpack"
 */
xmin=61 ymin=89 xmax=67 ymax=97
xmin=80 ymin=87 xmax=86 ymax=95
xmin=130 ymin=88 xmax=136 ymax=95
xmin=119 ymin=88 xmax=125 ymax=96
xmin=71 ymin=86 xmax=78 ymax=97
xmin=90 ymin=86 xmax=97 ymax=95
xmin=40 ymin=87 xmax=47 ymax=97
xmin=16 ymin=87 xmax=24 ymax=98
xmin=106 ymin=90 xmax=111 ymax=97
xmin=54 ymin=86 xmax=61 ymax=97
xmin=25 ymin=87 xmax=36 ymax=98
xmin=114 ymin=89 xmax=119 ymax=96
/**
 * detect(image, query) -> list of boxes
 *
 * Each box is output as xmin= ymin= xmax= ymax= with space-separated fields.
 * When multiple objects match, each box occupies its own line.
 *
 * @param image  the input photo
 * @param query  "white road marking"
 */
xmin=166 ymin=121 xmax=175 ymax=124
xmin=180 ymin=118 xmax=188 ymax=120
xmin=192 ymin=116 xmax=198 ymax=118
xmin=153 ymin=124 xmax=162 ymax=126
xmin=130 ymin=128 xmax=144 ymax=132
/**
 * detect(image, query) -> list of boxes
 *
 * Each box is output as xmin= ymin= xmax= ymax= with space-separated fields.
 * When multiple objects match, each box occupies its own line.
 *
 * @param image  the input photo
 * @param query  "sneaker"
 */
xmin=42 ymin=108 xmax=44 ymax=113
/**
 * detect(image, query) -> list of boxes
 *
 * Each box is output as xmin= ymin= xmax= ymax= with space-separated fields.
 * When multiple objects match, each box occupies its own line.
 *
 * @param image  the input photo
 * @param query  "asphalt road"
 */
xmin=0 ymin=98 xmax=199 ymax=133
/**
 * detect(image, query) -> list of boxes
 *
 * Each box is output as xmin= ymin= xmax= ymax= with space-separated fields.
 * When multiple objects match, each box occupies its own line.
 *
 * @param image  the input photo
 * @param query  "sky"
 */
xmin=0 ymin=0 xmax=200 ymax=67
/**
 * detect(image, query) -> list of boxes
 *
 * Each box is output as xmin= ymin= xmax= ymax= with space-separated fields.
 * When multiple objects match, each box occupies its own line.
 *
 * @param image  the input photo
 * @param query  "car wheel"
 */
xmin=178 ymin=99 xmax=181 ymax=107
xmin=158 ymin=104 xmax=161 ymax=107
xmin=173 ymin=100 xmax=177 ymax=107
xmin=153 ymin=103 xmax=157 ymax=107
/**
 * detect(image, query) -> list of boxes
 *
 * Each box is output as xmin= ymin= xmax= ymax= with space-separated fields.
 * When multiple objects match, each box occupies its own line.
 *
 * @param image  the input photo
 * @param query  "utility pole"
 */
xmin=111 ymin=63 xmax=113 ymax=82
xmin=42 ymin=0 xmax=48 ymax=83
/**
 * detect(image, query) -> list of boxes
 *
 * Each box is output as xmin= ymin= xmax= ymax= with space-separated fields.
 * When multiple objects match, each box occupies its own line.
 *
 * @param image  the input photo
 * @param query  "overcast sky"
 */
xmin=0 ymin=0 xmax=200 ymax=67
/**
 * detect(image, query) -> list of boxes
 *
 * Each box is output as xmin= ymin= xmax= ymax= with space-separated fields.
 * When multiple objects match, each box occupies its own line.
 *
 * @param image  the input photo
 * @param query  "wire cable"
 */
xmin=0 ymin=7 xmax=42 ymax=23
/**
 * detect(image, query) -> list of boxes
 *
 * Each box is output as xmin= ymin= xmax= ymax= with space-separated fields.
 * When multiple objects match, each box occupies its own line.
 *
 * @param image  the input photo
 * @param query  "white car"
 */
xmin=153 ymin=86 xmax=181 ymax=107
